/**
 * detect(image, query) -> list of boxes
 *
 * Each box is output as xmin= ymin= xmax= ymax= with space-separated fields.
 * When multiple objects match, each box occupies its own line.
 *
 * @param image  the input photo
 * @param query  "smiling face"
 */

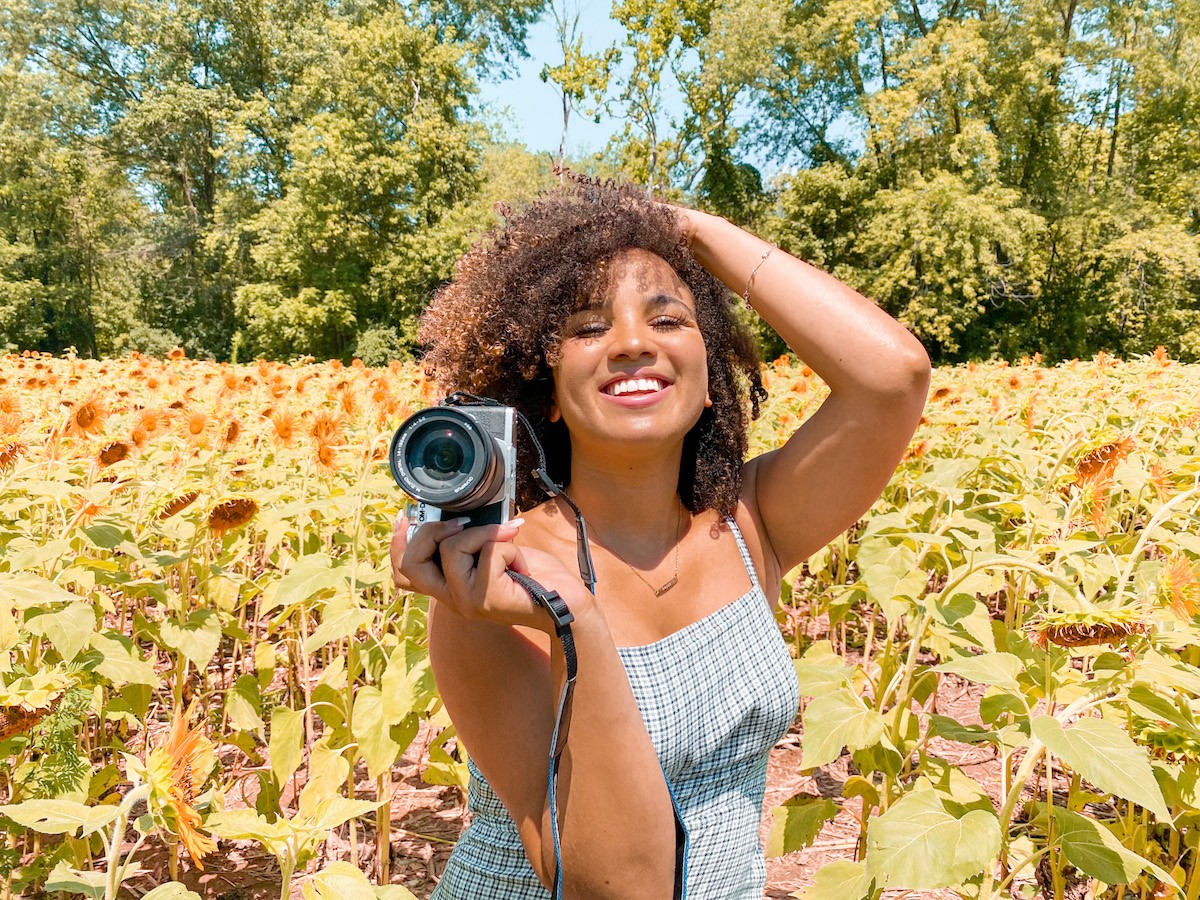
xmin=550 ymin=248 xmax=712 ymax=457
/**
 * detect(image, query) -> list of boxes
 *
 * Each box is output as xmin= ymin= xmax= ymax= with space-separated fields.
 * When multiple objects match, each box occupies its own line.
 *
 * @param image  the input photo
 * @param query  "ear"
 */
xmin=704 ymin=392 xmax=713 ymax=409
xmin=549 ymin=395 xmax=561 ymax=422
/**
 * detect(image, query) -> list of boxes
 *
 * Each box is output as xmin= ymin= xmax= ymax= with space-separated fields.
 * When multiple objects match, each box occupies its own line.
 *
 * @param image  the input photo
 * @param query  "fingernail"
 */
xmin=394 ymin=510 xmax=406 ymax=529
xmin=451 ymin=516 xmax=471 ymax=527
xmin=507 ymin=517 xmax=526 ymax=527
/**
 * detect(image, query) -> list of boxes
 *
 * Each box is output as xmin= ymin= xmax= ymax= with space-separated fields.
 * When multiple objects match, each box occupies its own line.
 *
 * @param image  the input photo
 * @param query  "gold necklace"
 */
xmin=582 ymin=501 xmax=684 ymax=597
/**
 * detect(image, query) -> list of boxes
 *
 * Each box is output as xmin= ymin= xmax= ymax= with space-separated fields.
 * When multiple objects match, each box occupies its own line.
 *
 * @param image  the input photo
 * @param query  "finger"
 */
xmin=439 ymin=519 xmax=524 ymax=594
xmin=400 ymin=517 xmax=469 ymax=594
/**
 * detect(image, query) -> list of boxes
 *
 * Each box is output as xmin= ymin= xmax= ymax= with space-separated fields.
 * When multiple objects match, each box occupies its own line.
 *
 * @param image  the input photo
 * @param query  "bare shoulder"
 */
xmin=733 ymin=457 xmax=784 ymax=606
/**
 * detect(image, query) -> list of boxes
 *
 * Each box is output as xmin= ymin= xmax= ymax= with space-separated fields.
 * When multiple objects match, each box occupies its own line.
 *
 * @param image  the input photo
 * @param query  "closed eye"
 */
xmin=652 ymin=315 xmax=689 ymax=330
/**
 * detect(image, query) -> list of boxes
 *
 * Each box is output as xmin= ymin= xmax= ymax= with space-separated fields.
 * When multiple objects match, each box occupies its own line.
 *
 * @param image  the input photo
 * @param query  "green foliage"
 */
xmin=0 ymin=0 xmax=1197 ymax=363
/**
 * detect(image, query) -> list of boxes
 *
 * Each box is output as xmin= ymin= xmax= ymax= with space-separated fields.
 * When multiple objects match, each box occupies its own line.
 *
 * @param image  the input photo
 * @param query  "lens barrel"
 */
xmin=389 ymin=408 xmax=506 ymax=513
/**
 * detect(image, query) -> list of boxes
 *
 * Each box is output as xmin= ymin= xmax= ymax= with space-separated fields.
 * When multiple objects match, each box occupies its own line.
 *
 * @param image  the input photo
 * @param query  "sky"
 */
xmin=474 ymin=0 xmax=687 ymax=159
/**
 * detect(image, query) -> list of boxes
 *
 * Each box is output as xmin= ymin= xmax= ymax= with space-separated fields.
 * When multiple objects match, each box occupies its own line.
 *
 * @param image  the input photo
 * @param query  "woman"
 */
xmin=390 ymin=175 xmax=930 ymax=898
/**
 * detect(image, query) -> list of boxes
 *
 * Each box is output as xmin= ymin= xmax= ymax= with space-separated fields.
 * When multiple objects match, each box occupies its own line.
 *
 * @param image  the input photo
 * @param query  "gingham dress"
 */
xmin=430 ymin=517 xmax=801 ymax=899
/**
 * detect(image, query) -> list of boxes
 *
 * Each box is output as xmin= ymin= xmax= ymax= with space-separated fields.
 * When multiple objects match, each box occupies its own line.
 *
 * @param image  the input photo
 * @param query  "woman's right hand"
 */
xmin=390 ymin=513 xmax=592 ymax=633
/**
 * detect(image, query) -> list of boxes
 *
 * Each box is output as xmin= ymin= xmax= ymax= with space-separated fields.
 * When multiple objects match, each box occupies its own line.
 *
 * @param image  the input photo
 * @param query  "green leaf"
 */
xmin=142 ymin=884 xmax=204 ymax=900
xmin=801 ymin=687 xmax=886 ymax=769
xmin=1127 ymin=683 xmax=1195 ymax=731
xmin=45 ymin=861 xmax=106 ymax=898
xmin=270 ymin=706 xmax=305 ymax=788
xmin=798 ymin=859 xmax=870 ymax=900
xmin=271 ymin=553 xmax=348 ymax=613
xmin=0 ymin=572 xmax=79 ymax=608
xmin=866 ymin=790 xmax=1000 ymax=889
xmin=1034 ymin=802 xmax=1176 ymax=888
xmin=1032 ymin=716 xmax=1169 ymax=818
xmin=159 ymin=609 xmax=222 ymax=669
xmin=935 ymin=652 xmax=1023 ymax=691
xmin=225 ymin=674 xmax=264 ymax=736
xmin=24 ymin=602 xmax=95 ymax=661
xmin=353 ymin=686 xmax=401 ymax=779
xmin=856 ymin=538 xmax=924 ymax=621
xmin=82 ymin=522 xmax=128 ymax=550
xmin=302 ymin=861 xmax=420 ymax=900
xmin=303 ymin=596 xmax=369 ymax=654
xmin=766 ymin=793 xmax=837 ymax=856
xmin=929 ymin=592 xmax=996 ymax=653
xmin=206 ymin=808 xmax=289 ymax=844
xmin=794 ymin=641 xmax=853 ymax=696
xmin=306 ymin=796 xmax=382 ymax=834
xmin=0 ymin=799 xmax=119 ymax=836
xmin=88 ymin=632 xmax=159 ymax=686
xmin=928 ymin=714 xmax=999 ymax=745
xmin=380 ymin=646 xmax=417 ymax=718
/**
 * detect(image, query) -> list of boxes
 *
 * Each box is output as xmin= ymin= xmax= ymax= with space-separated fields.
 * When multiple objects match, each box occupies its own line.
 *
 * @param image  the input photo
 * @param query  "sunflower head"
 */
xmin=1073 ymin=435 xmax=1135 ymax=485
xmin=1028 ymin=608 xmax=1148 ymax=650
xmin=207 ymin=498 xmax=258 ymax=536
xmin=130 ymin=702 xmax=216 ymax=869
xmin=0 ymin=441 xmax=27 ymax=472
xmin=68 ymin=395 xmax=108 ymax=438
xmin=98 ymin=441 xmax=130 ymax=467
xmin=221 ymin=418 xmax=241 ymax=449
xmin=1159 ymin=555 xmax=1200 ymax=619
xmin=159 ymin=490 xmax=200 ymax=520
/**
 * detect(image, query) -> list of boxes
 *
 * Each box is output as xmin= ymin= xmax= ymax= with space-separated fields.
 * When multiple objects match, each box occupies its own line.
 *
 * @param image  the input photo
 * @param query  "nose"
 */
xmin=608 ymin=313 xmax=655 ymax=361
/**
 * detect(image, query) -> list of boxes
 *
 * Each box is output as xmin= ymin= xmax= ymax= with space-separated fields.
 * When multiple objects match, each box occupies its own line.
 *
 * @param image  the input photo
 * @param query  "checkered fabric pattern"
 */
xmin=430 ymin=518 xmax=802 ymax=899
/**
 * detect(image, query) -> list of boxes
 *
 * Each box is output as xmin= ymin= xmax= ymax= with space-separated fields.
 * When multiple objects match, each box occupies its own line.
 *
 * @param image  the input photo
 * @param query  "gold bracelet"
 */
xmin=742 ymin=244 xmax=777 ymax=308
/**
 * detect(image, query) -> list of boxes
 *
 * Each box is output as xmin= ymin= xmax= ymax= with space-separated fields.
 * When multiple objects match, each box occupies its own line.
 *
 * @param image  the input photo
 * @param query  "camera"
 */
xmin=388 ymin=401 xmax=517 ymax=531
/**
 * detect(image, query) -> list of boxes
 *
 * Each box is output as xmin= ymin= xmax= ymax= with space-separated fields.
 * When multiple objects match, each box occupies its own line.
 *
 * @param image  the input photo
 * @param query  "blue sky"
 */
xmin=475 ymin=0 xmax=686 ymax=158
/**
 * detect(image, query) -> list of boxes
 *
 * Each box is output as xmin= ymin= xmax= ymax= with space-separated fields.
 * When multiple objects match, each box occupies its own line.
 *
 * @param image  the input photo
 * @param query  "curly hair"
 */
xmin=418 ymin=174 xmax=767 ymax=515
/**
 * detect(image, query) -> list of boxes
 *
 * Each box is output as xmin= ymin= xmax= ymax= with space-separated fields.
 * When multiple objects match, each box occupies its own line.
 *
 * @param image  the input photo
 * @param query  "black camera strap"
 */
xmin=505 ymin=569 xmax=577 ymax=899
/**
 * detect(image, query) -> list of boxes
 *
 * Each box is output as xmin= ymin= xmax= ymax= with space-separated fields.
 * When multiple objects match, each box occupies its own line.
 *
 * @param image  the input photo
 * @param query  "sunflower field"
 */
xmin=1 ymin=348 xmax=1199 ymax=900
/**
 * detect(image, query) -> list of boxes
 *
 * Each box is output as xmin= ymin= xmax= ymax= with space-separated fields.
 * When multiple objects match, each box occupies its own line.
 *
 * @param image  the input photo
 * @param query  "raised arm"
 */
xmin=680 ymin=208 xmax=931 ymax=577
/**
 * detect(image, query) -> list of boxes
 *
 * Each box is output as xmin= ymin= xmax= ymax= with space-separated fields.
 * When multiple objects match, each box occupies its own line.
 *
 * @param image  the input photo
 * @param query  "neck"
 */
xmin=561 ymin=444 xmax=686 ymax=558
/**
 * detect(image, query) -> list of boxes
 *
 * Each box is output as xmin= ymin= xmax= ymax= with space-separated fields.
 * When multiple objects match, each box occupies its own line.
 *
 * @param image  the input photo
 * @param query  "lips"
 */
xmin=600 ymin=374 xmax=673 ymax=397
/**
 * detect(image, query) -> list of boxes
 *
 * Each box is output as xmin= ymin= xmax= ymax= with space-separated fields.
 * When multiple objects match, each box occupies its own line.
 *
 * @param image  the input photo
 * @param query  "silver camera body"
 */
xmin=388 ymin=402 xmax=517 ymax=530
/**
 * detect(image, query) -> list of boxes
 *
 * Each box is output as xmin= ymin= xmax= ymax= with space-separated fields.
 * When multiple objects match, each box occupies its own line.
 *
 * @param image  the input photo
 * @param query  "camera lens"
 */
xmin=388 ymin=407 xmax=506 ymax=512
xmin=409 ymin=425 xmax=474 ymax=488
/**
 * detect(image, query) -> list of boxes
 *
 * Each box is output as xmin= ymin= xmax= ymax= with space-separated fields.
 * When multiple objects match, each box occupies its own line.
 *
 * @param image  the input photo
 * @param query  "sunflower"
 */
xmin=0 ymin=391 xmax=19 ymax=417
xmin=97 ymin=441 xmax=130 ymax=467
xmin=182 ymin=410 xmax=211 ymax=447
xmin=207 ymin=498 xmax=258 ymax=536
xmin=308 ymin=410 xmax=344 ymax=471
xmin=270 ymin=407 xmax=297 ymax=447
xmin=67 ymin=394 xmax=108 ymax=438
xmin=1029 ymin=609 xmax=1148 ymax=650
xmin=1073 ymin=436 xmax=1135 ymax=484
xmin=166 ymin=347 xmax=187 ymax=361
xmin=159 ymin=490 xmax=200 ymax=520
xmin=135 ymin=407 xmax=169 ymax=440
xmin=1150 ymin=460 xmax=1173 ymax=503
xmin=1160 ymin=556 xmax=1200 ymax=619
xmin=135 ymin=702 xmax=216 ymax=868
xmin=221 ymin=418 xmax=241 ymax=449
xmin=0 ymin=442 xmax=27 ymax=472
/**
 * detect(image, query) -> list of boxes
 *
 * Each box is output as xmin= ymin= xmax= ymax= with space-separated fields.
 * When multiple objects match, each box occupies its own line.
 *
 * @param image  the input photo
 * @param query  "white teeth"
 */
xmin=605 ymin=378 xmax=666 ymax=396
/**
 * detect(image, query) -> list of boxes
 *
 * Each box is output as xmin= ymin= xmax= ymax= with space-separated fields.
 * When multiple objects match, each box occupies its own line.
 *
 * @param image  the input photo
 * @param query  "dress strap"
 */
xmin=722 ymin=515 xmax=761 ymax=592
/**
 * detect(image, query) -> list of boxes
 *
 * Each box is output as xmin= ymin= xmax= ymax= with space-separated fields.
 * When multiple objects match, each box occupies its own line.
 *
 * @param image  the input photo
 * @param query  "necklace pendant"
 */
xmin=653 ymin=576 xmax=679 ymax=597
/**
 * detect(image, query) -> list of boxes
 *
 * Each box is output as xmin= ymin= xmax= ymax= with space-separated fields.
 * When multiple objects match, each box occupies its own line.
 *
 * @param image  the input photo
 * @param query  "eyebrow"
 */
xmin=576 ymin=294 xmax=695 ymax=314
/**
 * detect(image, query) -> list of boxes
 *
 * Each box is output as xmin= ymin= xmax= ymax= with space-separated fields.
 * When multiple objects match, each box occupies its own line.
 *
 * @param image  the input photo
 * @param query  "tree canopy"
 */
xmin=1 ymin=0 xmax=1196 ymax=362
